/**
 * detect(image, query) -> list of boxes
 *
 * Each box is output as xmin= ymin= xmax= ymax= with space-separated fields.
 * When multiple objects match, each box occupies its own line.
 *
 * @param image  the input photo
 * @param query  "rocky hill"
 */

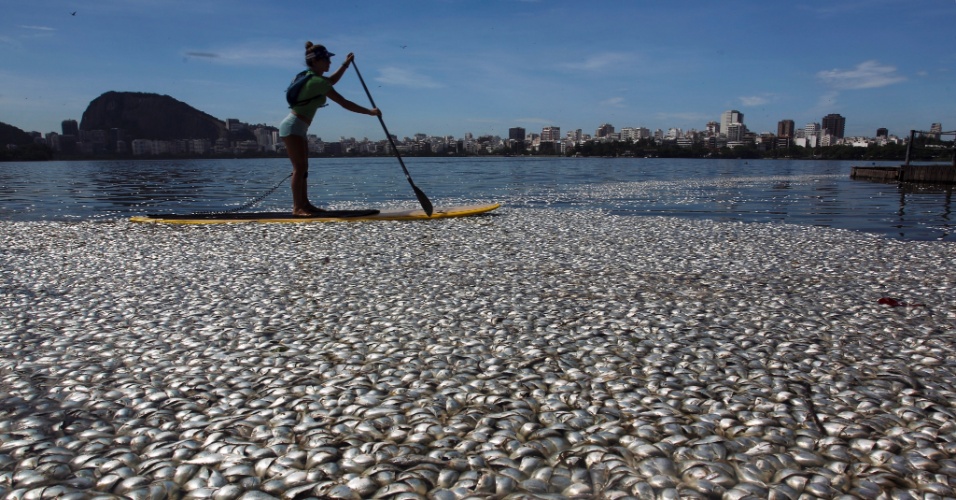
xmin=0 ymin=122 xmax=33 ymax=145
xmin=80 ymin=91 xmax=228 ymax=141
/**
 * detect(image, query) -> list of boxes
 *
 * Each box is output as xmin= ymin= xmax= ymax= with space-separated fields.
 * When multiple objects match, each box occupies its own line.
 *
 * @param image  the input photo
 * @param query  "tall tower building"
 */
xmin=61 ymin=119 xmax=79 ymax=136
xmin=509 ymin=127 xmax=526 ymax=142
xmin=876 ymin=128 xmax=888 ymax=138
xmin=720 ymin=110 xmax=744 ymax=136
xmin=822 ymin=114 xmax=846 ymax=139
xmin=777 ymin=120 xmax=795 ymax=138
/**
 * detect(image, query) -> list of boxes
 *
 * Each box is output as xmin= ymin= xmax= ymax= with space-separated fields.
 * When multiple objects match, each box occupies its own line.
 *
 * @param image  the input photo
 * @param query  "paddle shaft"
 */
xmin=352 ymin=60 xmax=433 ymax=216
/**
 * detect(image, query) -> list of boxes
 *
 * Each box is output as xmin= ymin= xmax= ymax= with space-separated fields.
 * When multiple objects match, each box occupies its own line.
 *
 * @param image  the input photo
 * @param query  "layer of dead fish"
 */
xmin=2 ymin=209 xmax=955 ymax=499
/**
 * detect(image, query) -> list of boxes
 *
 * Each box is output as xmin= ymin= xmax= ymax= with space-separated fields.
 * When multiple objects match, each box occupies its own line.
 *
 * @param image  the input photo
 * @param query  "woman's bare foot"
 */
xmin=292 ymin=208 xmax=324 ymax=217
xmin=293 ymin=205 xmax=327 ymax=216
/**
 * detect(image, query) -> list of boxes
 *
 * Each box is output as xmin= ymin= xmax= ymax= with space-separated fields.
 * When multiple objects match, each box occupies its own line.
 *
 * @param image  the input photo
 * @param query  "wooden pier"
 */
xmin=850 ymin=166 xmax=901 ymax=182
xmin=851 ymin=129 xmax=955 ymax=184
xmin=851 ymin=164 xmax=956 ymax=183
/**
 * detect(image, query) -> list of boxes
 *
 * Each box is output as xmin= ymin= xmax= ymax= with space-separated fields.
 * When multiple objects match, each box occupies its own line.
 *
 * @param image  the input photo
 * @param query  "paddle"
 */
xmin=352 ymin=59 xmax=433 ymax=217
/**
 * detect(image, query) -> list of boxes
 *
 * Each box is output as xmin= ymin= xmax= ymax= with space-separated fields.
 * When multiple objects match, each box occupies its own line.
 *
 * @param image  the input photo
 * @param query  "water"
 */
xmin=1 ymin=157 xmax=954 ymax=241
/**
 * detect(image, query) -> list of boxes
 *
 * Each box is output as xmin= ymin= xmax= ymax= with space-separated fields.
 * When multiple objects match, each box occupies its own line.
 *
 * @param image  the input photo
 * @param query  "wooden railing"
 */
xmin=903 ymin=129 xmax=956 ymax=168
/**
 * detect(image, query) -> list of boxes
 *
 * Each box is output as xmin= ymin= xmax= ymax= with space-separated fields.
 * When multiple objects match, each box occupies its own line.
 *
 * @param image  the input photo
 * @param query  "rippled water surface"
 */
xmin=1 ymin=157 xmax=953 ymax=241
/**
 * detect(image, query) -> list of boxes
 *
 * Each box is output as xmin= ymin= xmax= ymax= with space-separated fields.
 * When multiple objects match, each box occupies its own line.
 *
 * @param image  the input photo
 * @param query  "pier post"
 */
xmin=903 ymin=130 xmax=915 ymax=168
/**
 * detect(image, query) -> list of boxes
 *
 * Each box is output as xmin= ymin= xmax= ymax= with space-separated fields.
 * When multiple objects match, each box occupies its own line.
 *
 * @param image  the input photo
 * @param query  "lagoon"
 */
xmin=1 ymin=157 xmax=953 ymax=241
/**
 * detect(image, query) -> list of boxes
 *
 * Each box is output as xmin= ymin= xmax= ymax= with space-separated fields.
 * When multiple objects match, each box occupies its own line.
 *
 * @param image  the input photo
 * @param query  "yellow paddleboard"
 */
xmin=130 ymin=203 xmax=500 ymax=225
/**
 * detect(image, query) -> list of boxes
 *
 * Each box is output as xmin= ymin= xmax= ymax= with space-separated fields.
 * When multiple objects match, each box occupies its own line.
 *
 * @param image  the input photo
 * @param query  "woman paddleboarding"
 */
xmin=278 ymin=42 xmax=380 ymax=216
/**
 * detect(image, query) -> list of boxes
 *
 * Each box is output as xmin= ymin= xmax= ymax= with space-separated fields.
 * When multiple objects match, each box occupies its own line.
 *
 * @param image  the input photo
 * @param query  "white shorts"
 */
xmin=278 ymin=113 xmax=309 ymax=138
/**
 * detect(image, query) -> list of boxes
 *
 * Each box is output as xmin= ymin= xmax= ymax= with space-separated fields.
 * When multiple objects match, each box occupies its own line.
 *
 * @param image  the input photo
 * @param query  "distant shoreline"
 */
xmin=0 ymin=151 xmax=942 ymax=163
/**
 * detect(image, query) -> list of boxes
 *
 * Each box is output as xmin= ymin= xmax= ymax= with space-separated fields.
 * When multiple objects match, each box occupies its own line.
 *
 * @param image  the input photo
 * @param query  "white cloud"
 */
xmin=184 ymin=52 xmax=219 ymax=59
xmin=557 ymin=52 xmax=636 ymax=72
xmin=739 ymin=95 xmax=770 ymax=106
xmin=799 ymin=0 xmax=899 ymax=18
xmin=8 ymin=25 xmax=56 ymax=43
xmin=817 ymin=60 xmax=906 ymax=90
xmin=375 ymin=67 xmax=442 ymax=89
xmin=182 ymin=42 xmax=299 ymax=68
xmin=601 ymin=97 xmax=626 ymax=108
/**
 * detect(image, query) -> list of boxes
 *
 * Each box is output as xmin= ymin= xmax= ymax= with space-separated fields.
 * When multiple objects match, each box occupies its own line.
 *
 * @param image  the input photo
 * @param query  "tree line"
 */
xmin=565 ymin=138 xmax=954 ymax=161
xmin=4 ymin=136 xmax=953 ymax=162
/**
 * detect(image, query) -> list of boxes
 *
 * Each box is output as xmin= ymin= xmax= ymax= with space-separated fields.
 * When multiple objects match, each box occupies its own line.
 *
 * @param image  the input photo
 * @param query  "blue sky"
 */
xmin=3 ymin=0 xmax=955 ymax=141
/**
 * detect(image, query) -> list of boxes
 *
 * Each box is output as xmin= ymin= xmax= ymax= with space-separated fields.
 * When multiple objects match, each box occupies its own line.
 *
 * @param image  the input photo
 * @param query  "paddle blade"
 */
xmin=413 ymin=185 xmax=434 ymax=217
xmin=355 ymin=58 xmax=433 ymax=216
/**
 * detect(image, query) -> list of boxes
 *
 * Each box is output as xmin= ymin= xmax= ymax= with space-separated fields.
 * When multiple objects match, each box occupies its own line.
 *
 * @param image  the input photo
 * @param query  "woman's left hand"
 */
xmin=344 ymin=53 xmax=355 ymax=66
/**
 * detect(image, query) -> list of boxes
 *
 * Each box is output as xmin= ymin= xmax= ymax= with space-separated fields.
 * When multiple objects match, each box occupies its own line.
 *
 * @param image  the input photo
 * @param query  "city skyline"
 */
xmin=6 ymin=81 xmax=944 ymax=150
xmin=44 ymin=108 xmax=920 ymax=159
xmin=22 ymin=100 xmax=945 ymax=156
xmin=3 ymin=1 xmax=955 ymax=140
xmin=46 ymin=109 xmax=927 ymax=144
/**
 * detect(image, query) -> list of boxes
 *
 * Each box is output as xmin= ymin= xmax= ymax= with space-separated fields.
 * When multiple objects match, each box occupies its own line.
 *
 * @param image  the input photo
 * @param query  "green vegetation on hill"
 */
xmin=81 ymin=91 xmax=227 ymax=141
xmin=0 ymin=122 xmax=32 ymax=146
xmin=0 ymin=122 xmax=54 ymax=161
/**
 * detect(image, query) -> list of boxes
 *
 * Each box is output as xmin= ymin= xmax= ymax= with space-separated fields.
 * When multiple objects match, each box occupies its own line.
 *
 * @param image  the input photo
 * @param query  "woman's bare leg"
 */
xmin=282 ymin=135 xmax=320 ymax=215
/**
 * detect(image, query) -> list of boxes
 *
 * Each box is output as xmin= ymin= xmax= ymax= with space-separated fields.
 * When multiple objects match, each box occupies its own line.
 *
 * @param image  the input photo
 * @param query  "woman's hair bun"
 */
xmin=305 ymin=41 xmax=314 ymax=50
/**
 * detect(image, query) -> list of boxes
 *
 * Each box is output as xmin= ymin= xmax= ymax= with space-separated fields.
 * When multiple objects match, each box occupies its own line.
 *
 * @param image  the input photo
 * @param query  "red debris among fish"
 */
xmin=878 ymin=297 xmax=925 ymax=307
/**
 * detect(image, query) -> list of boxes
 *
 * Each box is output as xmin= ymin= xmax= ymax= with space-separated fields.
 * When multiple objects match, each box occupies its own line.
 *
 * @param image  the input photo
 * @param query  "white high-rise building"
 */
xmin=720 ymin=110 xmax=744 ymax=136
xmin=620 ymin=127 xmax=651 ymax=141
xmin=804 ymin=123 xmax=821 ymax=148
xmin=725 ymin=123 xmax=745 ymax=142
xmin=541 ymin=126 xmax=561 ymax=142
